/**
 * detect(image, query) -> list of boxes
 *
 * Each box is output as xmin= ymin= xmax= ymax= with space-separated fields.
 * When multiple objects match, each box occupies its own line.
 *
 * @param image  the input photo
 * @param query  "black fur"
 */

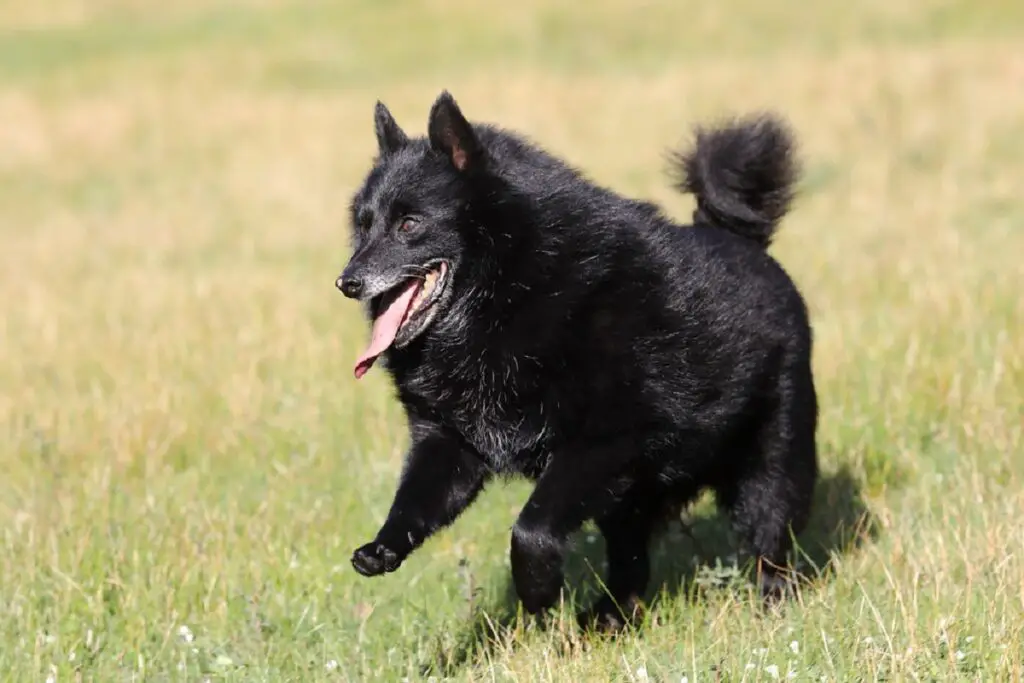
xmin=673 ymin=114 xmax=797 ymax=249
xmin=340 ymin=92 xmax=818 ymax=630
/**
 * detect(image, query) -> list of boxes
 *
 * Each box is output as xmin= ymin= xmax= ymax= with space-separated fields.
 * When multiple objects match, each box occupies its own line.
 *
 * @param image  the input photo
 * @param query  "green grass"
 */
xmin=1 ymin=0 xmax=1023 ymax=680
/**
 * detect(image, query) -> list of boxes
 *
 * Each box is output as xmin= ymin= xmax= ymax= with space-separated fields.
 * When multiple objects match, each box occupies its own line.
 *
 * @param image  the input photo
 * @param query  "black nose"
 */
xmin=336 ymin=274 xmax=364 ymax=299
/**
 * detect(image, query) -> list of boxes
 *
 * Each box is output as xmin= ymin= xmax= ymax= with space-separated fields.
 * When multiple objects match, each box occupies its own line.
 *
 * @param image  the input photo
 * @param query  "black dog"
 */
xmin=338 ymin=91 xmax=818 ymax=630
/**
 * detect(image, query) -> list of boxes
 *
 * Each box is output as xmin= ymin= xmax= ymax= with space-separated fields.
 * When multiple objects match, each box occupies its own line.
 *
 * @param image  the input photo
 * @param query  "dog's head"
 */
xmin=338 ymin=91 xmax=486 ymax=378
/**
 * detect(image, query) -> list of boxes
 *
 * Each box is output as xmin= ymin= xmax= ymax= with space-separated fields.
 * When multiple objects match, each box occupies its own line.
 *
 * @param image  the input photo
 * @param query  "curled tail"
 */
xmin=672 ymin=113 xmax=798 ymax=248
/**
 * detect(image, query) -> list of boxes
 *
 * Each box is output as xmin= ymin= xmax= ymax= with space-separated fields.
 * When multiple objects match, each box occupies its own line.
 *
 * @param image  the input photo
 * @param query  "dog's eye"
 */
xmin=398 ymin=217 xmax=419 ymax=233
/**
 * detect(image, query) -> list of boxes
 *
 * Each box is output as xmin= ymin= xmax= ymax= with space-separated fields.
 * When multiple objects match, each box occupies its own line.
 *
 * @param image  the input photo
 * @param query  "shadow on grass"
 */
xmin=421 ymin=465 xmax=877 ymax=676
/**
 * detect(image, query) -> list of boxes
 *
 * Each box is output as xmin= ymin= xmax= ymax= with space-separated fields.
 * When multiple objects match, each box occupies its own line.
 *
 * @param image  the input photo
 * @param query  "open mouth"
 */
xmin=353 ymin=261 xmax=449 ymax=379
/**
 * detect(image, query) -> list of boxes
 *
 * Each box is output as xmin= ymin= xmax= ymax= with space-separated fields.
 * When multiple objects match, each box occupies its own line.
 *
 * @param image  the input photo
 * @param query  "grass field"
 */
xmin=2 ymin=0 xmax=1023 ymax=680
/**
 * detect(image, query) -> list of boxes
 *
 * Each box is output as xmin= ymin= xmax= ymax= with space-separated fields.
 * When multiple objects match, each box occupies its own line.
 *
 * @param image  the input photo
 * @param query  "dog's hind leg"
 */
xmin=716 ymin=364 xmax=818 ymax=601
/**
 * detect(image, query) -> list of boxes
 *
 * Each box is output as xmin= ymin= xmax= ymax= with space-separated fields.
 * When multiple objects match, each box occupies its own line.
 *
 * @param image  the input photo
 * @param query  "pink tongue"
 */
xmin=353 ymin=280 xmax=422 ymax=379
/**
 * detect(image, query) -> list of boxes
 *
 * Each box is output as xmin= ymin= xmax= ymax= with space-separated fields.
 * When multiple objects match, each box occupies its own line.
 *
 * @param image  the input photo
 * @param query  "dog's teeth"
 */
xmin=407 ymin=267 xmax=441 ymax=318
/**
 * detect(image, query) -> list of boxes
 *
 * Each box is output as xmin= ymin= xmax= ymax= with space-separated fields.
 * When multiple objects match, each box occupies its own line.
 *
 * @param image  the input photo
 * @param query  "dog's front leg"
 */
xmin=351 ymin=420 xmax=489 ymax=577
xmin=510 ymin=439 xmax=633 ymax=614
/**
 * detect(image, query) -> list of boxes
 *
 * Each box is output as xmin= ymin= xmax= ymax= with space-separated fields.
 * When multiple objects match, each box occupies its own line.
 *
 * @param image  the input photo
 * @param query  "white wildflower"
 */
xmin=955 ymin=650 xmax=966 ymax=661
xmin=789 ymin=640 xmax=799 ymax=654
xmin=326 ymin=659 xmax=339 ymax=672
xmin=178 ymin=625 xmax=195 ymax=644
xmin=766 ymin=664 xmax=780 ymax=679
xmin=636 ymin=666 xmax=649 ymax=681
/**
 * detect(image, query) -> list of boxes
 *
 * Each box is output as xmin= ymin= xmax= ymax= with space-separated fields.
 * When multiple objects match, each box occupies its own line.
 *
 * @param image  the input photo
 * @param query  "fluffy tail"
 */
xmin=671 ymin=113 xmax=798 ymax=248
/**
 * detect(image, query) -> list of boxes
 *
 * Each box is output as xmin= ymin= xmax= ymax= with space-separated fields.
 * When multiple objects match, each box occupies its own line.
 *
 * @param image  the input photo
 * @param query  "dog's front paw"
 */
xmin=520 ymin=579 xmax=563 ymax=616
xmin=577 ymin=595 xmax=646 ymax=634
xmin=510 ymin=525 xmax=565 ymax=614
xmin=351 ymin=541 xmax=402 ymax=577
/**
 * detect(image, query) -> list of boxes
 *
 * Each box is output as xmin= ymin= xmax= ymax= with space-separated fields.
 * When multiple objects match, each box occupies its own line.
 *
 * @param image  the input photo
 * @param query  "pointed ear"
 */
xmin=427 ymin=91 xmax=480 ymax=172
xmin=374 ymin=101 xmax=408 ymax=157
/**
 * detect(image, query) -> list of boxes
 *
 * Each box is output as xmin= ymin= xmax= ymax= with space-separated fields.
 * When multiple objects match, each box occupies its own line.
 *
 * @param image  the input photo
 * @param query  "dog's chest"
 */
xmin=454 ymin=404 xmax=547 ymax=472
xmin=406 ymin=371 xmax=548 ymax=473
